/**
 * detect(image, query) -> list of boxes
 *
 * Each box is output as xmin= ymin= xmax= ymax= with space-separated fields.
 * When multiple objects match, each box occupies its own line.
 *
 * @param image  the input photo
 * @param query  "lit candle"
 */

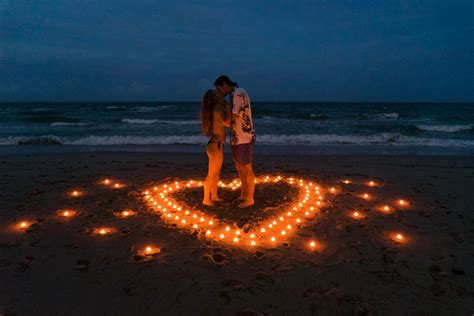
xmin=58 ymin=209 xmax=78 ymax=218
xmin=18 ymin=221 xmax=30 ymax=230
xmin=94 ymin=227 xmax=116 ymax=236
xmin=141 ymin=245 xmax=160 ymax=255
xmin=391 ymin=232 xmax=406 ymax=243
xmin=398 ymin=199 xmax=407 ymax=206
xmin=70 ymin=190 xmax=82 ymax=197
xmin=343 ymin=179 xmax=351 ymax=184
xmin=250 ymin=240 xmax=256 ymax=246
xmin=103 ymin=179 xmax=110 ymax=185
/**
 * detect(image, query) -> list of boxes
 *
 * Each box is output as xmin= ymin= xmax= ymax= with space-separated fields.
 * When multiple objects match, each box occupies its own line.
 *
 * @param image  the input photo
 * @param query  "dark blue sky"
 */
xmin=1 ymin=0 xmax=472 ymax=102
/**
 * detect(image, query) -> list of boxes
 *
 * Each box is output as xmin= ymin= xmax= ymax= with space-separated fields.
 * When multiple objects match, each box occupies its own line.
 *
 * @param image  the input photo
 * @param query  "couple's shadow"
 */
xmin=171 ymin=181 xmax=298 ymax=228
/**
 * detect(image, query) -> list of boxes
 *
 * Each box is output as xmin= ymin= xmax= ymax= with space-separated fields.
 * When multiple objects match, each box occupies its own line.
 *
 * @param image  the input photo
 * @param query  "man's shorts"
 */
xmin=231 ymin=143 xmax=253 ymax=165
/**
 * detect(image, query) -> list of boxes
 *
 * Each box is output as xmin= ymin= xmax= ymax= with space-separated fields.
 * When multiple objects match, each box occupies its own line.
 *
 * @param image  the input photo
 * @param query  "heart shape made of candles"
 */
xmin=143 ymin=175 xmax=336 ymax=249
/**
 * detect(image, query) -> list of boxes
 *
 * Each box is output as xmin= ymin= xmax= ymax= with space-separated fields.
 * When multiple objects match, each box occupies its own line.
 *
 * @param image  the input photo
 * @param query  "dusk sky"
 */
xmin=0 ymin=0 xmax=472 ymax=102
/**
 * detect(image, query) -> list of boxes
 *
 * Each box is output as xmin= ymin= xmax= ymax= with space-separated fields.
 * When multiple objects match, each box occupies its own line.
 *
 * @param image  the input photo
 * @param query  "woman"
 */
xmin=200 ymin=89 xmax=231 ymax=206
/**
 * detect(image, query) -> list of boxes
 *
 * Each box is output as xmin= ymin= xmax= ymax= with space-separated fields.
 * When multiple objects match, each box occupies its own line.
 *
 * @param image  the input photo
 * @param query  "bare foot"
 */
xmin=233 ymin=196 xmax=245 ymax=203
xmin=202 ymin=200 xmax=214 ymax=206
xmin=211 ymin=197 xmax=224 ymax=203
xmin=238 ymin=200 xmax=254 ymax=208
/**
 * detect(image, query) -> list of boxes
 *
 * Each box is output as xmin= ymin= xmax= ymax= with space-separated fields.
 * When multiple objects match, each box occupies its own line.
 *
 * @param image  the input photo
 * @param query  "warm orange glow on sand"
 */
xmin=57 ymin=209 xmax=78 ymax=218
xmin=140 ymin=245 xmax=160 ymax=256
xmin=17 ymin=221 xmax=31 ymax=230
xmin=93 ymin=227 xmax=115 ymax=236
xmin=143 ymin=175 xmax=335 ymax=249
xmin=69 ymin=190 xmax=83 ymax=197
xmin=350 ymin=211 xmax=365 ymax=219
xmin=114 ymin=209 xmax=136 ymax=218
xmin=398 ymin=199 xmax=409 ymax=206
xmin=390 ymin=232 xmax=408 ymax=244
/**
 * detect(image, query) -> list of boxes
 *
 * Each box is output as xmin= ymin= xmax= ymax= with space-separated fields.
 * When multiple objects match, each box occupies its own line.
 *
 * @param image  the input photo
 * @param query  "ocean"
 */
xmin=0 ymin=102 xmax=473 ymax=155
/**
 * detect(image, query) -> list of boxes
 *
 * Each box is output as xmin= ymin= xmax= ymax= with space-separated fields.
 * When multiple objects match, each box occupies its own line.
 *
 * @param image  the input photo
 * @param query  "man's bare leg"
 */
xmin=238 ymin=163 xmax=255 ymax=208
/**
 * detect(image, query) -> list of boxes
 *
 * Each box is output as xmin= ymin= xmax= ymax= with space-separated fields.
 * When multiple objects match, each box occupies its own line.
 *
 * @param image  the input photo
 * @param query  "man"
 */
xmin=230 ymin=85 xmax=256 ymax=208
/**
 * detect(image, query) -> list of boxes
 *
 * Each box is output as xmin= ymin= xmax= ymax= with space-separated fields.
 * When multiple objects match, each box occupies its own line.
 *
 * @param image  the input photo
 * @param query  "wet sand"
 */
xmin=1 ymin=152 xmax=473 ymax=315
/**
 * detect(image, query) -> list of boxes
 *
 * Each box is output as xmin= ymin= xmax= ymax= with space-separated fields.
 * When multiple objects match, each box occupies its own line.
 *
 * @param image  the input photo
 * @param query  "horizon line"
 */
xmin=1 ymin=100 xmax=473 ymax=104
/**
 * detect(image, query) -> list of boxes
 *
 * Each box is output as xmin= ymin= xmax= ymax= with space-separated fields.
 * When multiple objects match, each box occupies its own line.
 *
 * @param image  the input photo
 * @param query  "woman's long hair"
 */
xmin=200 ymin=90 xmax=215 ymax=137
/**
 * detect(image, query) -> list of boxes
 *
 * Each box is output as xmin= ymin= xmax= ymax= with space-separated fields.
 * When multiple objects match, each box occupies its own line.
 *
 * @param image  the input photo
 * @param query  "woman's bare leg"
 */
xmin=203 ymin=143 xmax=224 ymax=205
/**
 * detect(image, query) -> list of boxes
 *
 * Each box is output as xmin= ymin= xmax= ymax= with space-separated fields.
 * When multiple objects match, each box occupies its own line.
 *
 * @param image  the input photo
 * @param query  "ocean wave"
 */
xmin=68 ymin=135 xmax=206 ymax=145
xmin=415 ymin=124 xmax=472 ymax=133
xmin=121 ymin=119 xmax=158 ymax=125
xmin=2 ymin=133 xmax=473 ymax=147
xmin=0 ymin=135 xmax=63 ymax=145
xmin=23 ymin=116 xmax=78 ymax=123
xmin=121 ymin=118 xmax=199 ymax=125
xmin=51 ymin=122 xmax=90 ymax=126
xmin=358 ymin=112 xmax=399 ymax=120
xmin=134 ymin=105 xmax=176 ymax=112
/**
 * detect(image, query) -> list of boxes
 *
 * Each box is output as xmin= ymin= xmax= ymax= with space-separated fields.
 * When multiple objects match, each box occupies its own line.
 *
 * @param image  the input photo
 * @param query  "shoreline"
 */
xmin=1 ymin=144 xmax=473 ymax=157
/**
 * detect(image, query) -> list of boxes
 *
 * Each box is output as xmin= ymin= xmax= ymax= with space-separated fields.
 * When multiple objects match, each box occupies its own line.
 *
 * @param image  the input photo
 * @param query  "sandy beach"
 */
xmin=1 ymin=152 xmax=473 ymax=315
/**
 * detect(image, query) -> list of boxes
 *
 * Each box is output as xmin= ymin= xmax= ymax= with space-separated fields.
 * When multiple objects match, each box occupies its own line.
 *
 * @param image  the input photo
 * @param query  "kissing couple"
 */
xmin=200 ymin=75 xmax=256 ymax=208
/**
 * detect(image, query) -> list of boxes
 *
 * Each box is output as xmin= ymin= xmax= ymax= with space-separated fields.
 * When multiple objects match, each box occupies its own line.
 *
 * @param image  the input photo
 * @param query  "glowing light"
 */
xmin=398 ymin=199 xmax=408 ymax=206
xmin=343 ymin=179 xmax=351 ymax=184
xmin=140 ymin=245 xmax=160 ymax=256
xmin=94 ymin=227 xmax=115 ymax=236
xmin=250 ymin=240 xmax=256 ymax=246
xmin=18 ymin=221 xmax=30 ymax=230
xmin=58 ymin=209 xmax=78 ymax=218
xmin=103 ymin=179 xmax=110 ymax=185
xmin=70 ymin=190 xmax=82 ymax=197
xmin=391 ymin=232 xmax=407 ymax=243
xmin=141 ymin=174 xmax=336 ymax=248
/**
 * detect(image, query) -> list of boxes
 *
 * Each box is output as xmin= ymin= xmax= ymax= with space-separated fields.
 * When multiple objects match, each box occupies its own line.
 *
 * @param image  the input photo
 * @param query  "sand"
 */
xmin=1 ymin=152 xmax=473 ymax=315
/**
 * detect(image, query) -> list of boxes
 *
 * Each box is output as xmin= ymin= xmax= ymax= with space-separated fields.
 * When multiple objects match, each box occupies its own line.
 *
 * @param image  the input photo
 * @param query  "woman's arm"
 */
xmin=223 ymin=102 xmax=231 ymax=127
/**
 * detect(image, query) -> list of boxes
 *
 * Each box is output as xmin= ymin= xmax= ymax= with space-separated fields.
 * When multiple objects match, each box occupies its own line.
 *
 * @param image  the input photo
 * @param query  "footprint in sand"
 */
xmin=74 ymin=259 xmax=90 ymax=270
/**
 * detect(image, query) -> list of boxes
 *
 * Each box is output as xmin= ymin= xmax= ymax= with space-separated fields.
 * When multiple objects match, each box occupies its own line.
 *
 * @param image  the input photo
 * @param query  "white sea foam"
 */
xmin=134 ymin=105 xmax=176 ymax=112
xmin=2 ymin=133 xmax=474 ymax=147
xmin=121 ymin=119 xmax=159 ymax=125
xmin=121 ymin=118 xmax=199 ymax=125
xmin=67 ymin=135 xmax=206 ymax=145
xmin=416 ymin=124 xmax=472 ymax=133
xmin=50 ymin=122 xmax=90 ymax=126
